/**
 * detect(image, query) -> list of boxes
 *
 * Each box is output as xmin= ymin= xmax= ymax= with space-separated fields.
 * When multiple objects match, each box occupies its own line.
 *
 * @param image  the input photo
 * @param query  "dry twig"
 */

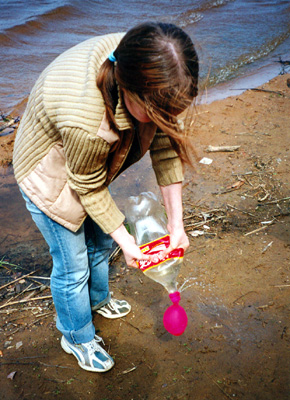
xmin=206 ymin=145 xmax=240 ymax=153
xmin=233 ymin=291 xmax=258 ymax=305
xmin=244 ymin=224 xmax=273 ymax=236
xmin=0 ymin=271 xmax=35 ymax=291
xmin=0 ymin=295 xmax=52 ymax=309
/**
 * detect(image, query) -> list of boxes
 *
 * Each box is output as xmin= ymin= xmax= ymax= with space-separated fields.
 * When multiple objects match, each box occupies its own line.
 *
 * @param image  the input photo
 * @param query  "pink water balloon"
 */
xmin=163 ymin=291 xmax=188 ymax=336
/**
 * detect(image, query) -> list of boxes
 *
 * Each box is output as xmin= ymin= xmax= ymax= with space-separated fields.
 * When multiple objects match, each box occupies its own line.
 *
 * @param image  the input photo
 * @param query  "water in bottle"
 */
xmin=125 ymin=192 xmax=183 ymax=293
xmin=125 ymin=192 xmax=188 ymax=335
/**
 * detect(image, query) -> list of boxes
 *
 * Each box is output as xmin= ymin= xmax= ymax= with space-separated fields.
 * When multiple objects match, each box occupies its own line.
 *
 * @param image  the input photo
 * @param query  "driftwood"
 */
xmin=206 ymin=145 xmax=240 ymax=153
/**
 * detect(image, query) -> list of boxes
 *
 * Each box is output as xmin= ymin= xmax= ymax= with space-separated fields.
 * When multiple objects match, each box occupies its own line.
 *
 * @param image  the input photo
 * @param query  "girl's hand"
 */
xmin=110 ymin=224 xmax=150 ymax=268
xmin=164 ymin=225 xmax=189 ymax=256
xmin=120 ymin=233 xmax=150 ymax=268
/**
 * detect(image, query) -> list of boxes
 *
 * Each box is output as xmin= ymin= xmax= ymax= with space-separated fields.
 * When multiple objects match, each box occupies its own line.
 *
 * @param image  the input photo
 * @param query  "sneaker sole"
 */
xmin=95 ymin=306 xmax=131 ymax=319
xmin=61 ymin=336 xmax=114 ymax=373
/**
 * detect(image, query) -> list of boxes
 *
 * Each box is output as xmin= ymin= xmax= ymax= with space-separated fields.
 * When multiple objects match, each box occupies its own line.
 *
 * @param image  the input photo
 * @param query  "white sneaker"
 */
xmin=93 ymin=298 xmax=131 ymax=319
xmin=61 ymin=335 xmax=114 ymax=372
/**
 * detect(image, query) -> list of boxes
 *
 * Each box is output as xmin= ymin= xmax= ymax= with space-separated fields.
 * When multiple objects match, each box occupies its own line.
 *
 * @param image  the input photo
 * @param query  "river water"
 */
xmin=1 ymin=0 xmax=290 ymax=112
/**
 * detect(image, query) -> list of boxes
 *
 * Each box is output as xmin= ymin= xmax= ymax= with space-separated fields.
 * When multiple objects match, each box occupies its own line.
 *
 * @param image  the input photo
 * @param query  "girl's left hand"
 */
xmin=164 ymin=225 xmax=189 ymax=256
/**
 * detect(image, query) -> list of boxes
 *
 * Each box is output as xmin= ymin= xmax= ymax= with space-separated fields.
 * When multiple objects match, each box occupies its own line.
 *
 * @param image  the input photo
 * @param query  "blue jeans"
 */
xmin=20 ymin=189 xmax=113 ymax=344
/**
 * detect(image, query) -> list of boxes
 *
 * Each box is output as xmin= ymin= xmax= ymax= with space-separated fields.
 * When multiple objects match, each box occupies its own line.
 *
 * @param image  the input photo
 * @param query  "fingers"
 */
xmin=125 ymin=250 xmax=151 ymax=269
xmin=163 ymin=235 xmax=189 ymax=256
xmin=127 ymin=259 xmax=139 ymax=269
xmin=127 ymin=254 xmax=150 ymax=269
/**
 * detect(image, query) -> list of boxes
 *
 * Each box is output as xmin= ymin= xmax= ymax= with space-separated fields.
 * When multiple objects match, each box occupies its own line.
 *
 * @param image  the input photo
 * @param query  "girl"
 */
xmin=13 ymin=22 xmax=199 ymax=372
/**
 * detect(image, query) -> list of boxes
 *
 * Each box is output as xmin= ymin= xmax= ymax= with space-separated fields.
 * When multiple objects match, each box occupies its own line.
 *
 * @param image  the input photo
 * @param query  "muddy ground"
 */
xmin=0 ymin=74 xmax=290 ymax=400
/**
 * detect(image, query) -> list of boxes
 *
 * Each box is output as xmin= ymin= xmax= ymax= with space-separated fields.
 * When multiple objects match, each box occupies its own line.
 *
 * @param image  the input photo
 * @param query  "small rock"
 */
xmin=7 ymin=371 xmax=17 ymax=380
xmin=199 ymin=157 xmax=213 ymax=165
xmin=0 ymin=127 xmax=14 ymax=137
xmin=16 ymin=341 xmax=23 ymax=350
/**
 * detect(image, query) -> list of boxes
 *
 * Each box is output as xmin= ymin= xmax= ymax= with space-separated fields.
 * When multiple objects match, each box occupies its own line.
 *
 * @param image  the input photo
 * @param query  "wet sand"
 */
xmin=0 ymin=73 xmax=290 ymax=400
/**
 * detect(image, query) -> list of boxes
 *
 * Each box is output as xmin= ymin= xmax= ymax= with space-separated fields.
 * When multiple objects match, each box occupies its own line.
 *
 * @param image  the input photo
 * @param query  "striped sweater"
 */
xmin=13 ymin=33 xmax=183 ymax=234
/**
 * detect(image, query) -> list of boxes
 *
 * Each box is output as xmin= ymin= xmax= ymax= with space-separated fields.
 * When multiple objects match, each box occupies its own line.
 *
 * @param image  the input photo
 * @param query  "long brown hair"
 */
xmin=97 ymin=22 xmax=199 ymax=165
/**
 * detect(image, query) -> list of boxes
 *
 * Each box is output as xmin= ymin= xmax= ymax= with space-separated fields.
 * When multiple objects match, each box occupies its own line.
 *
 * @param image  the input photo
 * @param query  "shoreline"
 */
xmin=0 ymin=71 xmax=289 ymax=174
xmin=200 ymin=61 xmax=287 ymax=104
xmin=5 ymin=60 xmax=288 ymax=118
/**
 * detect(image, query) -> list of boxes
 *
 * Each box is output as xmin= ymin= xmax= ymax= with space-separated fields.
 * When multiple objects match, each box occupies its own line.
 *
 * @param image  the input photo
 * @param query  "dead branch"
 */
xmin=261 ymin=241 xmax=273 ymax=254
xmin=120 ymin=317 xmax=143 ymax=333
xmin=257 ymin=196 xmax=290 ymax=206
xmin=227 ymin=204 xmax=256 ymax=218
xmin=109 ymin=246 xmax=121 ymax=264
xmin=244 ymin=225 xmax=272 ymax=237
xmin=206 ymin=145 xmax=240 ymax=153
xmin=273 ymin=284 xmax=290 ymax=288
xmin=0 ymin=271 xmax=35 ymax=291
xmin=204 ymin=370 xmax=233 ymax=400
xmin=233 ymin=291 xmax=259 ymax=305
xmin=0 ymin=295 xmax=52 ymax=309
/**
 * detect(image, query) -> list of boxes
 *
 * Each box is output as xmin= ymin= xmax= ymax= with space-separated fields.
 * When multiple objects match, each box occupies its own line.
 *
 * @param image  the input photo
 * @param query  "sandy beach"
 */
xmin=1 ymin=73 xmax=290 ymax=400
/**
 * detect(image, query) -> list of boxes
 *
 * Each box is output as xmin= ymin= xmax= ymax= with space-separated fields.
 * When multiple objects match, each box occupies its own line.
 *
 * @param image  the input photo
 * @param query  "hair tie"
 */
xmin=108 ymin=51 xmax=117 ymax=62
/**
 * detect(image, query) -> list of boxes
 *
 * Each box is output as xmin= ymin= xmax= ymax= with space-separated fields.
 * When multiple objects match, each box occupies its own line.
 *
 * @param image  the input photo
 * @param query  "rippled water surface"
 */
xmin=1 ymin=0 xmax=290 ymax=112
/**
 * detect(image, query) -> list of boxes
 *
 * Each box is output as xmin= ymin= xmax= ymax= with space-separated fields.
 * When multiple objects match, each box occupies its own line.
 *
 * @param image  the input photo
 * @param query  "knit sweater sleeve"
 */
xmin=61 ymin=127 xmax=125 ymax=234
xmin=149 ymin=130 xmax=184 ymax=186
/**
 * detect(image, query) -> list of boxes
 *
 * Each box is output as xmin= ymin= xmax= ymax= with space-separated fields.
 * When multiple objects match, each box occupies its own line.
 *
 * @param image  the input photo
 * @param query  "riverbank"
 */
xmin=0 ymin=73 xmax=290 ymax=400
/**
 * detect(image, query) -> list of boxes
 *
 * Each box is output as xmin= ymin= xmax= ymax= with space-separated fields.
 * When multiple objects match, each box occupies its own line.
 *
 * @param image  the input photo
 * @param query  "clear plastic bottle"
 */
xmin=125 ymin=192 xmax=188 ymax=336
xmin=125 ymin=192 xmax=183 ymax=294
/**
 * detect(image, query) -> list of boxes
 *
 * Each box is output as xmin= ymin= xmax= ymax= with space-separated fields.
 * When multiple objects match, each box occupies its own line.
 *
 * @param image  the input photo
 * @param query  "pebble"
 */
xmin=16 ymin=341 xmax=23 ymax=349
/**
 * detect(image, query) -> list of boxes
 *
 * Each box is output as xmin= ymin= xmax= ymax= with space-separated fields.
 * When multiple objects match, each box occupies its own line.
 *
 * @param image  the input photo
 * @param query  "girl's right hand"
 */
xmin=120 ymin=233 xmax=149 ymax=268
xmin=110 ymin=224 xmax=150 ymax=268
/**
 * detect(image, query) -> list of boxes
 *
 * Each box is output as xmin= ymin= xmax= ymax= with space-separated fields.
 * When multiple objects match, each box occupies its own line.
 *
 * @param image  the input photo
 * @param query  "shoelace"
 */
xmin=94 ymin=334 xmax=105 ymax=345
xmin=86 ymin=335 xmax=105 ymax=354
xmin=108 ymin=299 xmax=118 ymax=312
